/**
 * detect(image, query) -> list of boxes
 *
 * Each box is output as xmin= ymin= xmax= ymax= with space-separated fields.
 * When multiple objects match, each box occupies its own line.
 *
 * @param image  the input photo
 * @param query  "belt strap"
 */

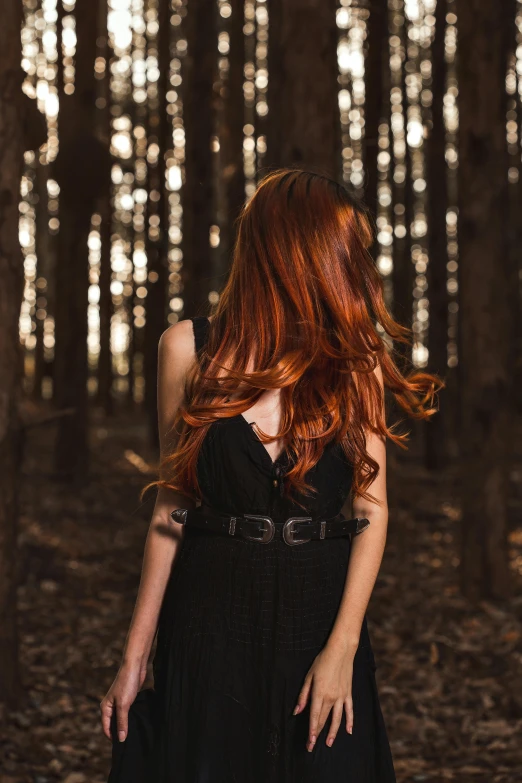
xmin=170 ymin=505 xmax=370 ymax=545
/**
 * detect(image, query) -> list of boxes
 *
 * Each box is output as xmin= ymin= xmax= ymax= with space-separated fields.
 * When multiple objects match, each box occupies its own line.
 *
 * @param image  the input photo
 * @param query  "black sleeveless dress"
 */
xmin=111 ymin=316 xmax=396 ymax=783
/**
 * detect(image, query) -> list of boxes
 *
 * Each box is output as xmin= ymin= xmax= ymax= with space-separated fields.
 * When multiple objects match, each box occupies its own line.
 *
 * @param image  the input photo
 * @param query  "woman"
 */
xmin=101 ymin=168 xmax=440 ymax=782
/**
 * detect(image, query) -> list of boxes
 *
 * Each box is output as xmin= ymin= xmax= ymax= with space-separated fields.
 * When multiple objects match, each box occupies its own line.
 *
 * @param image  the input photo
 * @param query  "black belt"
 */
xmin=170 ymin=504 xmax=370 ymax=546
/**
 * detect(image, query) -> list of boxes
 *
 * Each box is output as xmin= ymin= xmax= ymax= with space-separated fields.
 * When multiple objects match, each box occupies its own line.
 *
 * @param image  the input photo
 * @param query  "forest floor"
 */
xmin=1 ymin=410 xmax=522 ymax=783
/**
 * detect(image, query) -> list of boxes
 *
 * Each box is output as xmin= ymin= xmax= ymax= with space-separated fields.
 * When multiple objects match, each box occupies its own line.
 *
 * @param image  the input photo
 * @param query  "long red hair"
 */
xmin=157 ymin=169 xmax=442 ymax=504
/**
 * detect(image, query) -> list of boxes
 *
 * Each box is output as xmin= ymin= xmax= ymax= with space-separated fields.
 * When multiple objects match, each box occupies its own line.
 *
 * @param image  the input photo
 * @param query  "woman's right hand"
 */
xmin=100 ymin=661 xmax=147 ymax=743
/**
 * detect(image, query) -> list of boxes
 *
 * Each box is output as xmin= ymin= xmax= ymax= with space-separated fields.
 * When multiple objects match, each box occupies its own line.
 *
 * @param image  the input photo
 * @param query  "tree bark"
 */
xmin=181 ymin=0 xmax=216 ymax=317
xmin=33 ymin=162 xmax=50 ymax=399
xmin=97 ymin=190 xmax=114 ymax=415
xmin=23 ymin=98 xmax=47 ymax=399
xmin=96 ymin=5 xmax=114 ymax=416
xmin=0 ymin=0 xmax=25 ymax=705
xmin=265 ymin=0 xmax=340 ymax=178
xmin=53 ymin=0 xmax=109 ymax=479
xmin=504 ymin=0 xmax=522 ymax=411
xmin=221 ymin=0 xmax=246 ymax=264
xmin=456 ymin=0 xmax=512 ymax=600
xmin=391 ymin=11 xmax=413 ymax=363
xmin=364 ymin=0 xmax=386 ymax=221
xmin=424 ymin=0 xmax=449 ymax=469
xmin=144 ymin=0 xmax=171 ymax=446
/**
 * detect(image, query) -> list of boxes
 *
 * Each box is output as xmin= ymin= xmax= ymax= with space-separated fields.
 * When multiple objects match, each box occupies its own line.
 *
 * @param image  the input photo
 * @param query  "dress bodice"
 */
xmin=192 ymin=316 xmax=354 ymax=519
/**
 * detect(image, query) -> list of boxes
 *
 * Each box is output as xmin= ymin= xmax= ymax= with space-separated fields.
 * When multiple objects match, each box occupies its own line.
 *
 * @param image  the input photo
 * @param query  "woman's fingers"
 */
xmin=344 ymin=694 xmax=354 ymax=734
xmin=293 ymin=672 xmax=312 ymax=715
xmin=100 ymin=693 xmax=129 ymax=743
xmin=307 ymin=694 xmax=323 ymax=751
xmin=318 ymin=700 xmax=333 ymax=746
xmin=326 ymin=699 xmax=343 ymax=747
xmin=116 ymin=697 xmax=129 ymax=742
xmin=309 ymin=695 xmax=337 ymax=751
xmin=308 ymin=693 xmax=354 ymax=751
xmin=100 ymin=696 xmax=114 ymax=742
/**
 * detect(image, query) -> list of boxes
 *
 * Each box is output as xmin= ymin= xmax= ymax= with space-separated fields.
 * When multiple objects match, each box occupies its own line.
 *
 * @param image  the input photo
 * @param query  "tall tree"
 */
xmin=96 ymin=0 xmax=114 ymax=417
xmin=456 ymin=0 xmax=512 ymax=599
xmin=181 ymin=0 xmax=217 ymax=317
xmin=221 ymin=0 xmax=246 ymax=265
xmin=266 ymin=0 xmax=340 ymax=177
xmin=424 ymin=0 xmax=449 ymax=469
xmin=22 ymin=92 xmax=47 ymax=402
xmin=364 ymin=0 xmax=387 ymax=222
xmin=97 ymin=190 xmax=114 ymax=415
xmin=0 ymin=0 xmax=25 ymax=705
xmin=53 ymin=0 xmax=109 ymax=479
xmin=144 ymin=0 xmax=171 ymax=446
xmin=33 ymin=160 xmax=51 ymax=400
xmin=505 ymin=0 xmax=522 ymax=409
xmin=391 ymin=6 xmax=414 ymax=362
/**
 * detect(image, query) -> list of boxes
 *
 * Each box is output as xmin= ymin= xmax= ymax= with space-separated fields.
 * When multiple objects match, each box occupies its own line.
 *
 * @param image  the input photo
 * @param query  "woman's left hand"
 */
xmin=293 ymin=642 xmax=357 ymax=751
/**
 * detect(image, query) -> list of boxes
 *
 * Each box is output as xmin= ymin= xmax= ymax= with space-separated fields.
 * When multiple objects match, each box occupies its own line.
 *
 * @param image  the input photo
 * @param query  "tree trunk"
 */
xmin=144 ymin=0 xmax=171 ymax=446
xmin=265 ymin=0 xmax=340 ymax=178
xmin=424 ymin=0 xmax=449 ymax=469
xmin=0 ymin=0 xmax=24 ymax=705
xmin=97 ymin=190 xmax=114 ymax=415
xmin=96 ymin=3 xmax=114 ymax=416
xmin=53 ymin=0 xmax=109 ymax=479
xmin=181 ymin=0 xmax=216 ymax=317
xmin=364 ymin=0 xmax=386 ymax=222
xmin=221 ymin=0 xmax=246 ymax=265
xmin=513 ymin=155 xmax=522 ymax=414
xmin=33 ymin=162 xmax=50 ymax=399
xmin=456 ymin=0 xmax=512 ymax=600
xmin=505 ymin=0 xmax=522 ymax=411
xmin=391 ymin=10 xmax=413 ymax=364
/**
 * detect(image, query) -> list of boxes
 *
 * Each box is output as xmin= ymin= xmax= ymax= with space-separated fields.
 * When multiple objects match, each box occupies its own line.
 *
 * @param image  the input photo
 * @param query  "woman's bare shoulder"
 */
xmin=158 ymin=319 xmax=196 ymax=365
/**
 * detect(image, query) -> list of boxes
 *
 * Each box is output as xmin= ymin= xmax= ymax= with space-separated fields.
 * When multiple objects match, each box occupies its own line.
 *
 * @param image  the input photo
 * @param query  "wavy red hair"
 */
xmin=156 ymin=169 xmax=442 ymax=505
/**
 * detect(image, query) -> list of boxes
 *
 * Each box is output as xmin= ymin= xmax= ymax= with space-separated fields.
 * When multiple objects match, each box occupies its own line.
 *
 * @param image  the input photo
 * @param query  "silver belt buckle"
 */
xmin=282 ymin=516 xmax=313 ymax=545
xmin=355 ymin=517 xmax=370 ymax=534
xmin=170 ymin=508 xmax=188 ymax=525
xmin=242 ymin=514 xmax=275 ymax=544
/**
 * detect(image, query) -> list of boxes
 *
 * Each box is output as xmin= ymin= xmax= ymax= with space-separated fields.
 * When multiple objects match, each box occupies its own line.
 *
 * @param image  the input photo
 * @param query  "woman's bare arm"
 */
xmin=100 ymin=319 xmax=196 ymax=742
xmin=327 ymin=422 xmax=388 ymax=655
xmin=294 ymin=364 xmax=388 ymax=751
